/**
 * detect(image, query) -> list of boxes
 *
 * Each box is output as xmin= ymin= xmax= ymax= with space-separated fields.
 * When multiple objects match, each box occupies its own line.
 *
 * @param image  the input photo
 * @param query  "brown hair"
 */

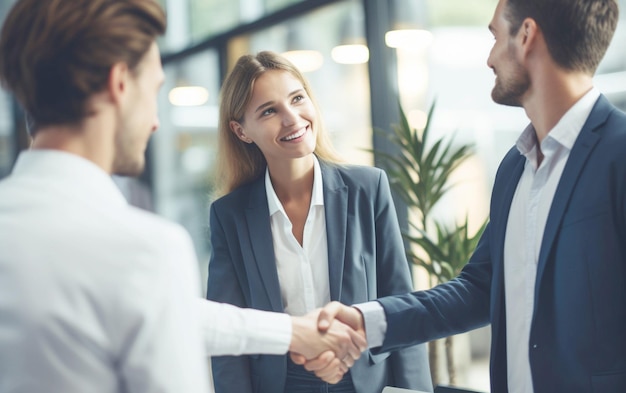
xmin=0 ymin=0 xmax=166 ymax=131
xmin=215 ymin=51 xmax=343 ymax=196
xmin=504 ymin=0 xmax=618 ymax=73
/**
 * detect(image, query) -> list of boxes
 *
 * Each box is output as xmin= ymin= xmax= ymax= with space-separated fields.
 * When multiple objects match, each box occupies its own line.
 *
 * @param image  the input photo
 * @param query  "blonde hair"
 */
xmin=215 ymin=51 xmax=342 ymax=196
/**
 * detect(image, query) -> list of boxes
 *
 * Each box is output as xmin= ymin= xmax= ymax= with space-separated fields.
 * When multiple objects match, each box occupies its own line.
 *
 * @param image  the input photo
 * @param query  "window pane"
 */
xmin=427 ymin=0 xmax=496 ymax=26
xmin=0 ymin=89 xmax=14 ymax=179
xmin=263 ymin=0 xmax=306 ymax=14
xmin=0 ymin=0 xmax=17 ymax=179
xmin=189 ymin=0 xmax=241 ymax=43
xmin=152 ymin=50 xmax=221 ymax=287
xmin=185 ymin=0 xmax=308 ymax=46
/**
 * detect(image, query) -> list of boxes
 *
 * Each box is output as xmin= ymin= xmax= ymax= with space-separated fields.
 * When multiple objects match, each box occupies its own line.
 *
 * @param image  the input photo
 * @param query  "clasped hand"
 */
xmin=289 ymin=302 xmax=367 ymax=384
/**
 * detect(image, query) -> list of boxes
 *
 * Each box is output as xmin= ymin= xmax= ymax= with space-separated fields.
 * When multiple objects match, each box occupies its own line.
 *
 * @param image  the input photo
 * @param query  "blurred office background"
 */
xmin=3 ymin=0 xmax=626 ymax=390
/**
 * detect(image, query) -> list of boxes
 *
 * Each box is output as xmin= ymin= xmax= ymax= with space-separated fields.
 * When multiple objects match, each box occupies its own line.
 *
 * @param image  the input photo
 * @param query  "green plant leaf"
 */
xmin=375 ymin=101 xmax=488 ymax=285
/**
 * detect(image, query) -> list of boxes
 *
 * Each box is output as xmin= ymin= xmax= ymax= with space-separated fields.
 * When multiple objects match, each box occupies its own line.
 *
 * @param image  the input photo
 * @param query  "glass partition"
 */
xmin=159 ymin=0 xmax=310 ymax=50
xmin=0 ymin=90 xmax=15 ymax=179
xmin=152 ymin=50 xmax=221 ymax=286
xmin=0 ymin=0 xmax=17 ymax=179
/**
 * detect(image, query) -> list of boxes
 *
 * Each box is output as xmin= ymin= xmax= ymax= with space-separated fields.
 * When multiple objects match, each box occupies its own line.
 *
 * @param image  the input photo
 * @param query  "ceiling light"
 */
xmin=168 ymin=86 xmax=209 ymax=107
xmin=281 ymin=50 xmax=324 ymax=73
xmin=331 ymin=44 xmax=369 ymax=64
xmin=385 ymin=29 xmax=433 ymax=49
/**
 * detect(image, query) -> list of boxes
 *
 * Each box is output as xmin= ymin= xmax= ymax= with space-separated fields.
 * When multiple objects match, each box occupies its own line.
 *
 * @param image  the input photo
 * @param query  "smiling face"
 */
xmin=229 ymin=69 xmax=317 ymax=167
xmin=113 ymin=42 xmax=164 ymax=176
xmin=487 ymin=0 xmax=530 ymax=107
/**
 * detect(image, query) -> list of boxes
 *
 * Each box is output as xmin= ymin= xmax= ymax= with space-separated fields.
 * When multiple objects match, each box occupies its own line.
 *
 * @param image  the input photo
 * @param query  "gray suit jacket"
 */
xmin=206 ymin=161 xmax=432 ymax=393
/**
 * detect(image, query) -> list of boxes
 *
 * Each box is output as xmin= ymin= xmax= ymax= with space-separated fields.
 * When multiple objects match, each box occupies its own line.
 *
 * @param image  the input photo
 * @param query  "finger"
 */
xmin=318 ymin=301 xmax=344 ymax=331
xmin=326 ymin=319 xmax=364 ymax=361
xmin=289 ymin=352 xmax=307 ymax=365
xmin=313 ymin=358 xmax=347 ymax=383
xmin=317 ymin=372 xmax=343 ymax=385
xmin=346 ymin=328 xmax=367 ymax=359
xmin=341 ymin=355 xmax=355 ymax=368
xmin=302 ymin=350 xmax=335 ymax=372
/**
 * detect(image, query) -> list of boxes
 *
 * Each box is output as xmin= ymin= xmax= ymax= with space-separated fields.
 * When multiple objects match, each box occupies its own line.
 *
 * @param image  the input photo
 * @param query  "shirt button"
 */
xmin=532 ymin=344 xmax=538 ymax=349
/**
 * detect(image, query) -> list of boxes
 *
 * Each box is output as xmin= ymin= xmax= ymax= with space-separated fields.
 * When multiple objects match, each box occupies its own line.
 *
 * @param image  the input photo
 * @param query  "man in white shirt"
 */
xmin=301 ymin=0 xmax=626 ymax=392
xmin=0 ymin=1 xmax=364 ymax=392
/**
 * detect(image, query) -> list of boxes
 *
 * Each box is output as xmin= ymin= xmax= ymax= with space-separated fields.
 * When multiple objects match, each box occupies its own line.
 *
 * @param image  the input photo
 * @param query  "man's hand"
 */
xmin=317 ymin=301 xmax=365 ymax=335
xmin=293 ymin=350 xmax=348 ymax=384
xmin=289 ymin=302 xmax=368 ymax=383
xmin=289 ymin=308 xmax=366 ymax=364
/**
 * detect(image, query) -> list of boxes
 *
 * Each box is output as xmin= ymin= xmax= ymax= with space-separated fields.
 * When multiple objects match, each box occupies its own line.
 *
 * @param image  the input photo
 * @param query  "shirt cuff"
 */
xmin=241 ymin=309 xmax=292 ymax=355
xmin=353 ymin=301 xmax=387 ymax=348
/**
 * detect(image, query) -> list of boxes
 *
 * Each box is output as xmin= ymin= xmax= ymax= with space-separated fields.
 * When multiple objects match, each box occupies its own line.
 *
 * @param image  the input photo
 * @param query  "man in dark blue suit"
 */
xmin=301 ymin=0 xmax=626 ymax=392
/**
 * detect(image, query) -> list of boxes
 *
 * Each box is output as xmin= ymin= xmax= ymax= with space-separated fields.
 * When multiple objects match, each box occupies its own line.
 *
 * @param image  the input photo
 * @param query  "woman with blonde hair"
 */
xmin=207 ymin=51 xmax=432 ymax=393
xmin=214 ymin=51 xmax=340 ymax=195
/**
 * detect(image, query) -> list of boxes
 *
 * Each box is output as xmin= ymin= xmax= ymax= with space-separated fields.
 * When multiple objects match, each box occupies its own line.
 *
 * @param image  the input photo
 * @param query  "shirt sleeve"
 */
xmin=195 ymin=299 xmax=292 ymax=356
xmin=354 ymin=301 xmax=387 ymax=348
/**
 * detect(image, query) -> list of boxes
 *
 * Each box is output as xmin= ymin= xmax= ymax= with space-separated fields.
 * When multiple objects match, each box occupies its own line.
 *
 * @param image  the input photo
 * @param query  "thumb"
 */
xmin=318 ymin=301 xmax=343 ymax=332
xmin=290 ymin=352 xmax=307 ymax=365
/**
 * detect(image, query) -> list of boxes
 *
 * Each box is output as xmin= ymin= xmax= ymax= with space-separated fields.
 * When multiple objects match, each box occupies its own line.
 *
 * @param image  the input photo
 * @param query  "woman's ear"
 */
xmin=230 ymin=120 xmax=253 ymax=143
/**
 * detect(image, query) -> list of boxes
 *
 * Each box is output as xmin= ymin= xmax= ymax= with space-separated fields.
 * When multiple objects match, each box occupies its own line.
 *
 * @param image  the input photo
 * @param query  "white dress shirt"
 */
xmin=356 ymin=88 xmax=601 ymax=392
xmin=0 ymin=150 xmax=291 ymax=393
xmin=265 ymin=156 xmax=331 ymax=316
xmin=503 ymin=88 xmax=600 ymax=393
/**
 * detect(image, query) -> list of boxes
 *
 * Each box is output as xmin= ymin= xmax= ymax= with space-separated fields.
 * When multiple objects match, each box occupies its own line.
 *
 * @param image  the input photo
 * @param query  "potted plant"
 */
xmin=375 ymin=102 xmax=488 ymax=386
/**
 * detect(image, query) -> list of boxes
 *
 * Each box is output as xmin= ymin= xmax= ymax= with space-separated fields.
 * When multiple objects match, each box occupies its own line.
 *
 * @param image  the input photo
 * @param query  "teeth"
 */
xmin=283 ymin=128 xmax=306 ymax=141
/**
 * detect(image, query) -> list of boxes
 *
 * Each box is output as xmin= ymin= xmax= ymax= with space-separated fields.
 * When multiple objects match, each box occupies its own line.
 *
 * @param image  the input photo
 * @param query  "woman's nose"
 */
xmin=281 ymin=106 xmax=299 ymax=126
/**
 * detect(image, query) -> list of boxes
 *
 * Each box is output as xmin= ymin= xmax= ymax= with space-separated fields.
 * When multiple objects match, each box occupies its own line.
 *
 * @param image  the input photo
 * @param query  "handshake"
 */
xmin=288 ymin=302 xmax=367 ymax=384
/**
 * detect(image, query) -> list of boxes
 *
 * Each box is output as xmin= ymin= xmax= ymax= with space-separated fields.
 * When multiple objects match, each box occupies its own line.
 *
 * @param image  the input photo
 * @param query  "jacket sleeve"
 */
xmin=377 ymin=222 xmax=492 ymax=353
xmin=373 ymin=170 xmax=433 ymax=392
xmin=206 ymin=203 xmax=254 ymax=393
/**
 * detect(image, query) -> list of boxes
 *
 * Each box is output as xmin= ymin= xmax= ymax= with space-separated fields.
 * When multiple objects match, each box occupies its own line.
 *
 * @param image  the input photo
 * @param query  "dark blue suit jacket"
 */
xmin=375 ymin=95 xmax=626 ymax=393
xmin=206 ymin=162 xmax=432 ymax=393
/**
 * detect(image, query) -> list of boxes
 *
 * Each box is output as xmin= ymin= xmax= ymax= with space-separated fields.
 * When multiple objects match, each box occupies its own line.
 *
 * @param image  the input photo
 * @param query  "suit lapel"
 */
xmin=321 ymin=163 xmax=348 ymax=301
xmin=244 ymin=177 xmax=284 ymax=312
xmin=534 ymin=96 xmax=608 ymax=302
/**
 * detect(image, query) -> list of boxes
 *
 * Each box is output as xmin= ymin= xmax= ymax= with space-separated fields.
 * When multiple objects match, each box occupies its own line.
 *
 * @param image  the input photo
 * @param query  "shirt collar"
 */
xmin=516 ymin=87 xmax=601 ymax=158
xmin=517 ymin=87 xmax=600 ymax=155
xmin=11 ymin=149 xmax=128 ymax=207
xmin=265 ymin=156 xmax=324 ymax=217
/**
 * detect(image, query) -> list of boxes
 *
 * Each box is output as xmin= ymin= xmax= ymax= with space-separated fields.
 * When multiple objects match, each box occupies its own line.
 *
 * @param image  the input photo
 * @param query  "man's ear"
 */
xmin=230 ymin=120 xmax=252 ymax=143
xmin=519 ymin=18 xmax=539 ymax=57
xmin=108 ymin=62 xmax=130 ymax=104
